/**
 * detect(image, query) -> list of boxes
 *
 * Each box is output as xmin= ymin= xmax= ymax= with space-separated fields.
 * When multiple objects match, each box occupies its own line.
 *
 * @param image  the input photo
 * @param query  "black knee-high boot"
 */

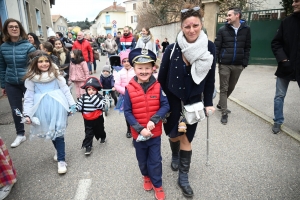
xmin=169 ymin=139 xmax=180 ymax=171
xmin=178 ymin=150 xmax=193 ymax=197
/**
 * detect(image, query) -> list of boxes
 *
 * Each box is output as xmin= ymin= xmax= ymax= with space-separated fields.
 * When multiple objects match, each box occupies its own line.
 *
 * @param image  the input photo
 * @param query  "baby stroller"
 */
xmin=100 ymin=43 xmax=107 ymax=56
xmin=109 ymin=55 xmax=123 ymax=74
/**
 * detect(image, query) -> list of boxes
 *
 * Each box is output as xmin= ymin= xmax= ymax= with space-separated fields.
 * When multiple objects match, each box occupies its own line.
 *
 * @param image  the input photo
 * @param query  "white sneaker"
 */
xmin=53 ymin=154 xmax=57 ymax=161
xmin=11 ymin=136 xmax=26 ymax=148
xmin=57 ymin=161 xmax=67 ymax=174
xmin=0 ymin=183 xmax=14 ymax=200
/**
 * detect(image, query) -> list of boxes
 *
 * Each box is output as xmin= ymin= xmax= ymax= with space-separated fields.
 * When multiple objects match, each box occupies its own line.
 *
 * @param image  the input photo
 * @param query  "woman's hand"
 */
xmin=205 ymin=106 xmax=215 ymax=116
xmin=112 ymin=87 xmax=115 ymax=91
xmin=1 ymin=89 xmax=6 ymax=96
xmin=140 ymin=128 xmax=152 ymax=137
xmin=147 ymin=121 xmax=155 ymax=131
xmin=25 ymin=117 xmax=32 ymax=124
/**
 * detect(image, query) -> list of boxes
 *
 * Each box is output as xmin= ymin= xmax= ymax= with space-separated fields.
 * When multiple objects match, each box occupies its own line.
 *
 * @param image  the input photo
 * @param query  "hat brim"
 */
xmin=132 ymin=56 xmax=155 ymax=64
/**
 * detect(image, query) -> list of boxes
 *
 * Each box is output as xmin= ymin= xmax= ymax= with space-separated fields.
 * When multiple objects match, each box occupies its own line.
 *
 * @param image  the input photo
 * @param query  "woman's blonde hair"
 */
xmin=23 ymin=51 xmax=59 ymax=80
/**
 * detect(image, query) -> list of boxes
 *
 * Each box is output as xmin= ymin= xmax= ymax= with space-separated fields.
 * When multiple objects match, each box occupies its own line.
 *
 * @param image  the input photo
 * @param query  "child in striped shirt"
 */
xmin=76 ymin=77 xmax=107 ymax=155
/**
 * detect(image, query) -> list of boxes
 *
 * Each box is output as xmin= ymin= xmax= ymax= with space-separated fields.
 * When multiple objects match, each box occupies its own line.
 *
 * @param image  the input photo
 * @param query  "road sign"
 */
xmin=113 ymin=24 xmax=116 ymax=28
xmin=112 ymin=20 xmax=117 ymax=24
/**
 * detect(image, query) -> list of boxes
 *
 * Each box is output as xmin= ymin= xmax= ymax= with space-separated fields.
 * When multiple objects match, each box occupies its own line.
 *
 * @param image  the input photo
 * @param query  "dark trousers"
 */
xmin=218 ymin=64 xmax=243 ymax=113
xmin=110 ymin=91 xmax=118 ymax=106
xmin=125 ymin=118 xmax=131 ymax=133
xmin=133 ymin=136 xmax=162 ymax=188
xmin=82 ymin=115 xmax=106 ymax=148
xmin=5 ymin=83 xmax=26 ymax=136
xmin=52 ymin=136 xmax=65 ymax=161
xmin=93 ymin=60 xmax=97 ymax=71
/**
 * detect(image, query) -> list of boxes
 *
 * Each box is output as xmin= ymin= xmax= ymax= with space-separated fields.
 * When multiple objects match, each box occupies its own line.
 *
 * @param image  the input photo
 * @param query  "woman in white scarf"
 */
xmin=103 ymin=33 xmax=118 ymax=58
xmin=135 ymin=27 xmax=157 ymax=55
xmin=158 ymin=4 xmax=216 ymax=198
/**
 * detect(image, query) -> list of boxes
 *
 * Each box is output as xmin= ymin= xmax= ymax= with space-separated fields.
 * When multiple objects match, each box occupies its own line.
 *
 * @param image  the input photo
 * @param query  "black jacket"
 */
xmin=158 ymin=42 xmax=216 ymax=142
xmin=271 ymin=12 xmax=300 ymax=86
xmin=214 ymin=20 xmax=251 ymax=67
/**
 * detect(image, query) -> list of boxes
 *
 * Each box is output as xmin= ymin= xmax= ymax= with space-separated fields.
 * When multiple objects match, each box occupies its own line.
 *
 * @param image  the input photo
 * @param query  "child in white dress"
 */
xmin=23 ymin=52 xmax=76 ymax=174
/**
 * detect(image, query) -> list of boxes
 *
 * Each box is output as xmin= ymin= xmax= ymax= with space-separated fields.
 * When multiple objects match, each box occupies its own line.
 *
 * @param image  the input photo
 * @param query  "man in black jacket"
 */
xmin=271 ymin=0 xmax=300 ymax=134
xmin=214 ymin=7 xmax=251 ymax=125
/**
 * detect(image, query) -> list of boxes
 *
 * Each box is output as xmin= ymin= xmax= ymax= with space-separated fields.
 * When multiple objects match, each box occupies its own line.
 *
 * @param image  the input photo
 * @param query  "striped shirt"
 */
xmin=76 ymin=94 xmax=107 ymax=113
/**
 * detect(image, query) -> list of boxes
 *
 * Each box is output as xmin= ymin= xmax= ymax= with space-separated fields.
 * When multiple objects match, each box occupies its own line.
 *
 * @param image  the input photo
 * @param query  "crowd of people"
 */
xmin=0 ymin=0 xmax=299 ymax=199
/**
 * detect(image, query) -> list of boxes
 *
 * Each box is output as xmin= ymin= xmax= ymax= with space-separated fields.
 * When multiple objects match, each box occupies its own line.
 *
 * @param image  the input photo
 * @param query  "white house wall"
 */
xmin=5 ymin=0 xmax=28 ymax=32
xmin=124 ymin=0 xmax=139 ymax=31
xmin=260 ymin=0 xmax=282 ymax=10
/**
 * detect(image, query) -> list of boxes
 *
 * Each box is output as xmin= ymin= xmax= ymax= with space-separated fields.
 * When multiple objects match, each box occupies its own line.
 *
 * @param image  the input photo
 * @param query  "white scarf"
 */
xmin=31 ymin=65 xmax=59 ymax=83
xmin=177 ymin=30 xmax=213 ymax=84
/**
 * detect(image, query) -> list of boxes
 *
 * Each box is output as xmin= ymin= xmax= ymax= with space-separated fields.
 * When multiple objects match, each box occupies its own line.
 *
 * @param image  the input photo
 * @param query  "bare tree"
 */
xmin=136 ymin=0 xmax=203 ymax=31
xmin=219 ymin=0 xmax=267 ymax=14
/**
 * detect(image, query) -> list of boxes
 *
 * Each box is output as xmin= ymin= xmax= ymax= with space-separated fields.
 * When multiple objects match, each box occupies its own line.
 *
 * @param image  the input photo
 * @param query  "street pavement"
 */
xmin=0 ymin=57 xmax=299 ymax=200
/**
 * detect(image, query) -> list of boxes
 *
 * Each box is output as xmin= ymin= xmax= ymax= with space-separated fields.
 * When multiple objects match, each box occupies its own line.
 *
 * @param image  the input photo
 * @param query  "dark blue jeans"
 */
xmin=52 ymin=136 xmax=65 ymax=162
xmin=133 ymin=136 xmax=162 ymax=188
xmin=87 ymin=62 xmax=92 ymax=72
xmin=5 ymin=83 xmax=26 ymax=136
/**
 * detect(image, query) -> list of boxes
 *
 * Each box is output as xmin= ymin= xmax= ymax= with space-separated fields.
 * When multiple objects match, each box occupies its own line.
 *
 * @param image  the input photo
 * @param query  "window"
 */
xmin=131 ymin=15 xmax=138 ymax=23
xmin=133 ymin=3 xmax=136 ymax=10
xmin=143 ymin=2 xmax=147 ymax=8
xmin=35 ymin=9 xmax=43 ymax=36
xmin=106 ymin=15 xmax=110 ymax=24
xmin=36 ymin=9 xmax=41 ymax=26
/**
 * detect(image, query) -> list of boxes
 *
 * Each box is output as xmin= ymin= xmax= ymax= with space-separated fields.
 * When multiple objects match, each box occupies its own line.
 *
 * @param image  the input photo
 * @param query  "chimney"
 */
xmin=113 ymin=1 xmax=117 ymax=9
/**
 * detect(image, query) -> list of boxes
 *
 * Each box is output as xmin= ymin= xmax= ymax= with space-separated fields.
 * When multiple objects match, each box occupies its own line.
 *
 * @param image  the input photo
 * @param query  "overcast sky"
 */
xmin=51 ymin=0 xmax=124 ymax=22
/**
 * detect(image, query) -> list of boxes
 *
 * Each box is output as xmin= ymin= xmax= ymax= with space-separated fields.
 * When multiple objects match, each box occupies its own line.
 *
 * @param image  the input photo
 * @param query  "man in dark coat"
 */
xmin=214 ymin=7 xmax=251 ymax=125
xmin=270 ymin=0 xmax=300 ymax=134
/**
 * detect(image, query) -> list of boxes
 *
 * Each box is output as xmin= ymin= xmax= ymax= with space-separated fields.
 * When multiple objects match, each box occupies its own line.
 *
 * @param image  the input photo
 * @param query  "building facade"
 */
xmin=123 ymin=0 xmax=148 ymax=32
xmin=94 ymin=1 xmax=126 ymax=36
xmin=52 ymin=15 xmax=68 ymax=36
xmin=0 ymin=0 xmax=55 ymax=42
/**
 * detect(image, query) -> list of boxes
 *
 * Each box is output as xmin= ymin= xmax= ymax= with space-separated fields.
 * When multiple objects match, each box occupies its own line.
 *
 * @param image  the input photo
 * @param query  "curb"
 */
xmin=226 ymin=94 xmax=300 ymax=142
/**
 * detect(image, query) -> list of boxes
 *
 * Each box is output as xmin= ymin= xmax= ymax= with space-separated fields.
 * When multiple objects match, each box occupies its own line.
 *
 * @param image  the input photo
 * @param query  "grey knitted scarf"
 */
xmin=177 ymin=30 xmax=213 ymax=84
xmin=141 ymin=35 xmax=151 ymax=44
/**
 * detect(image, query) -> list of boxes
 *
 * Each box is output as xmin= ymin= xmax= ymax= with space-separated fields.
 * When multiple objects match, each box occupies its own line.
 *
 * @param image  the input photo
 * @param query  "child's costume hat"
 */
xmin=81 ymin=77 xmax=102 ymax=91
xmin=129 ymin=48 xmax=156 ymax=66
xmin=47 ymin=28 xmax=56 ymax=38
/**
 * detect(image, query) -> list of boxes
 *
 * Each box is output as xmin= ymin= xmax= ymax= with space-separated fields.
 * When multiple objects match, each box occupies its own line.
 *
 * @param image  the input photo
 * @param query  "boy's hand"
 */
xmin=140 ymin=128 xmax=152 ymax=137
xmin=147 ymin=121 xmax=155 ymax=131
xmin=112 ymin=87 xmax=115 ymax=91
xmin=25 ymin=117 xmax=32 ymax=124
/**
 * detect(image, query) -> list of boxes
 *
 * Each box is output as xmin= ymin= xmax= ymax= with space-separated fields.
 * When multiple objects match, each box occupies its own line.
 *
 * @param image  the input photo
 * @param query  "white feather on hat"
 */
xmin=47 ymin=28 xmax=56 ymax=38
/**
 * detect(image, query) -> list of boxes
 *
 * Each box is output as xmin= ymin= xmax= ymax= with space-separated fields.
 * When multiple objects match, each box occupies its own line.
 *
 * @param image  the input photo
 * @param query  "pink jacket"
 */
xmin=69 ymin=61 xmax=90 ymax=82
xmin=114 ymin=67 xmax=135 ymax=95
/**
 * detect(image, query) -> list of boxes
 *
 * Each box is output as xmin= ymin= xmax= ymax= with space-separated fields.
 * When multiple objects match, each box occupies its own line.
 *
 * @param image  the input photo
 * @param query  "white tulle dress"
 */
xmin=23 ymin=72 xmax=75 ymax=140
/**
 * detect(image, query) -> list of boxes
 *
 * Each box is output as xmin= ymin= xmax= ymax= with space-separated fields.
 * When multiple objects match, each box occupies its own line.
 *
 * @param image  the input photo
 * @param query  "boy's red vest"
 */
xmin=126 ymin=79 xmax=162 ymax=140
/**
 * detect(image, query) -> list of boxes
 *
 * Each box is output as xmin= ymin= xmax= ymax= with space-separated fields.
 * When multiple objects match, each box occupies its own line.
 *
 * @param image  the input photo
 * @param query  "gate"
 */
xmin=216 ymin=9 xmax=285 ymax=65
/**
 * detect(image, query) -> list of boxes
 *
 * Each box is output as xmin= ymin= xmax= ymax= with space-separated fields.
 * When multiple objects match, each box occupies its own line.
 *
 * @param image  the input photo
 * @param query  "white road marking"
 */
xmin=74 ymin=179 xmax=92 ymax=200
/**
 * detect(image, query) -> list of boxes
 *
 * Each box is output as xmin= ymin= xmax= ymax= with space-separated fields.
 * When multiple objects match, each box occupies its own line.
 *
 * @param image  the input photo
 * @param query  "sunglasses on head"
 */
xmin=122 ymin=60 xmax=129 ymax=63
xmin=181 ymin=6 xmax=200 ymax=13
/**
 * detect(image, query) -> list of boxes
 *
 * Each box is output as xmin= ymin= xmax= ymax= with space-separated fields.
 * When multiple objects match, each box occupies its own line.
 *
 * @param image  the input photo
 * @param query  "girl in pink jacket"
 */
xmin=114 ymin=49 xmax=135 ymax=138
xmin=69 ymin=49 xmax=90 ymax=99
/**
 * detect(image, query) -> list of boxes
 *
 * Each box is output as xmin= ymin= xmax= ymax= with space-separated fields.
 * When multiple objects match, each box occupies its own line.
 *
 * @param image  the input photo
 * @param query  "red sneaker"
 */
xmin=153 ymin=186 xmax=165 ymax=200
xmin=143 ymin=176 xmax=152 ymax=191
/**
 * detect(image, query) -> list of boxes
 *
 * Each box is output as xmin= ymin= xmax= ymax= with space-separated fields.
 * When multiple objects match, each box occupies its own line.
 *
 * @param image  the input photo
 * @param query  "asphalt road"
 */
xmin=1 ymin=56 xmax=299 ymax=200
